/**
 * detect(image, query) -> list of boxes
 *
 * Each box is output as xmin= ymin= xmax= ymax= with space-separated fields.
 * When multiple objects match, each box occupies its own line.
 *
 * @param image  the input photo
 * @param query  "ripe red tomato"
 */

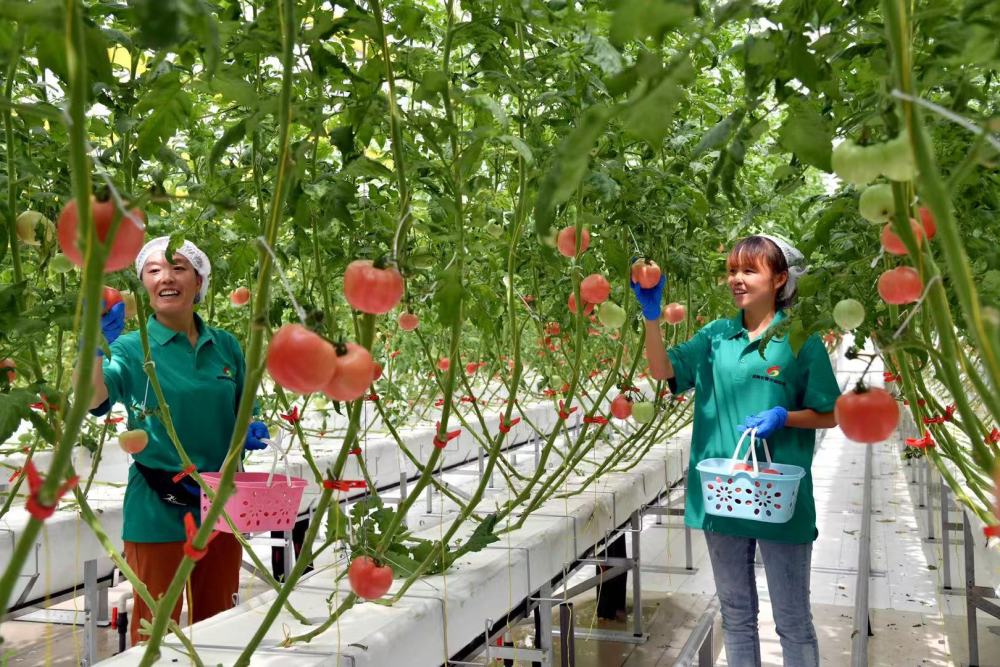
xmin=438 ymin=357 xmax=450 ymax=371
xmin=0 ymin=358 xmax=15 ymax=383
xmin=610 ymin=395 xmax=632 ymax=419
xmin=631 ymin=260 xmax=661 ymax=288
xmin=557 ymin=227 xmax=590 ymax=257
xmin=323 ymin=342 xmax=375 ymax=402
xmin=918 ymin=207 xmax=937 ymax=240
xmin=118 ymin=429 xmax=149 ymax=454
xmin=545 ymin=322 xmax=560 ymax=336
xmin=57 ymin=198 xmax=145 ymax=273
xmin=880 ymin=219 xmax=924 ymax=256
xmin=371 ymin=361 xmax=383 ymax=382
xmin=567 ymin=292 xmax=595 ymax=315
xmin=877 ymin=267 xmax=923 ymax=304
xmin=465 ymin=362 xmax=478 ymax=374
xmin=267 ymin=324 xmax=339 ymax=394
xmin=835 ymin=387 xmax=900 ymax=443
xmin=343 ymin=260 xmax=404 ymax=314
xmin=102 ymin=286 xmax=123 ymax=314
xmin=348 ymin=555 xmax=393 ymax=600
xmin=398 ymin=312 xmax=419 ymax=331
xmin=580 ymin=274 xmax=611 ymax=304
xmin=662 ymin=302 xmax=686 ymax=325
xmin=230 ymin=287 xmax=251 ymax=306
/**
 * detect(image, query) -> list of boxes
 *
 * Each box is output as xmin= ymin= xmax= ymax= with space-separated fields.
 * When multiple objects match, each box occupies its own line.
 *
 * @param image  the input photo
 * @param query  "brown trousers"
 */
xmin=123 ymin=532 xmax=242 ymax=646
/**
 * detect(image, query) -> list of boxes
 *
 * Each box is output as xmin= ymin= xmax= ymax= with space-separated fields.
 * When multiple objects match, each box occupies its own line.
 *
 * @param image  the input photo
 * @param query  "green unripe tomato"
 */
xmin=597 ymin=301 xmax=626 ymax=328
xmin=831 ymin=140 xmax=880 ymax=186
xmin=485 ymin=223 xmax=504 ymax=239
xmin=50 ymin=253 xmax=75 ymax=274
xmin=16 ymin=211 xmax=52 ymax=246
xmin=859 ymin=184 xmax=895 ymax=224
xmin=879 ymin=135 xmax=917 ymax=182
xmin=632 ymin=401 xmax=655 ymax=424
xmin=833 ymin=298 xmax=865 ymax=330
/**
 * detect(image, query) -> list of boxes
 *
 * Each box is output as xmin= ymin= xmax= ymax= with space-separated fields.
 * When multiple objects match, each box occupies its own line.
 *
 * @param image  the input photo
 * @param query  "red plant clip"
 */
xmin=104 ymin=416 xmax=124 ymax=425
xmin=280 ymin=405 xmax=301 ymax=424
xmin=183 ymin=512 xmax=218 ymax=562
xmin=583 ymin=415 xmax=608 ymax=425
xmin=24 ymin=461 xmax=79 ymax=522
xmin=323 ymin=479 xmax=367 ymax=492
xmin=459 ymin=395 xmax=476 ymax=404
xmin=984 ymin=525 xmax=1000 ymax=538
xmin=172 ymin=464 xmax=197 ymax=484
xmin=674 ymin=395 xmax=688 ymax=403
xmin=434 ymin=398 xmax=445 ymax=407
xmin=349 ymin=447 xmax=362 ymax=456
xmin=904 ymin=431 xmax=935 ymax=449
xmin=8 ymin=467 xmax=21 ymax=482
xmin=433 ymin=422 xmax=462 ymax=449
xmin=499 ymin=417 xmax=521 ymax=434
xmin=389 ymin=350 xmax=401 ymax=359
xmin=923 ymin=415 xmax=945 ymax=425
xmin=944 ymin=404 xmax=956 ymax=420
xmin=557 ymin=401 xmax=578 ymax=420
xmin=366 ymin=393 xmax=379 ymax=402
xmin=883 ymin=372 xmax=900 ymax=383
xmin=986 ymin=428 xmax=1000 ymax=445
xmin=543 ymin=388 xmax=558 ymax=397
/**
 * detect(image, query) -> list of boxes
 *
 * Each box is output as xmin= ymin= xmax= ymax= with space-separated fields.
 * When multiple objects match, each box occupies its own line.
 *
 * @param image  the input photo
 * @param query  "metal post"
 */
xmin=925 ymin=461 xmax=935 ymax=541
xmin=941 ymin=481 xmax=951 ymax=590
xmin=850 ymin=445 xmax=873 ymax=667
xmin=399 ymin=472 xmax=408 ymax=528
xmin=685 ymin=525 xmax=694 ymax=570
xmin=425 ymin=484 xmax=433 ymax=514
xmin=917 ymin=459 xmax=927 ymax=509
xmin=283 ymin=529 xmax=294 ymax=577
xmin=698 ymin=624 xmax=714 ymax=666
xmin=478 ymin=444 xmax=484 ymax=477
xmin=537 ymin=582 xmax=554 ymax=664
xmin=559 ymin=602 xmax=575 ymax=667
xmin=963 ymin=512 xmax=979 ymax=666
xmin=630 ymin=511 xmax=643 ymax=638
xmin=534 ymin=434 xmax=540 ymax=469
xmin=83 ymin=559 xmax=97 ymax=666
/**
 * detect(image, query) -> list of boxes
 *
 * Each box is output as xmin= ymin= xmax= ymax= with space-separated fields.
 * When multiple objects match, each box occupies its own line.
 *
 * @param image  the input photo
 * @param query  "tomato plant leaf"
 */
xmin=435 ymin=266 xmax=464 ymax=328
xmin=777 ymin=99 xmax=833 ymax=173
xmin=609 ymin=0 xmax=693 ymax=47
xmin=0 ymin=389 xmax=35 ymax=445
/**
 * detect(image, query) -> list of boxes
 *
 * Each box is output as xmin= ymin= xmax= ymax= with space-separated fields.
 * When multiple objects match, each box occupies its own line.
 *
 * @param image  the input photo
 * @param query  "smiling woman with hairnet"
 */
xmin=631 ymin=234 xmax=841 ymax=667
xmin=83 ymin=236 xmax=269 ymax=646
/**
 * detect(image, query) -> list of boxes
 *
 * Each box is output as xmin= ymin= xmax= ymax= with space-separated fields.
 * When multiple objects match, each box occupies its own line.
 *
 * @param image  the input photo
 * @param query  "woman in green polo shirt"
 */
xmin=84 ymin=237 xmax=270 ymax=646
xmin=632 ymin=235 xmax=840 ymax=667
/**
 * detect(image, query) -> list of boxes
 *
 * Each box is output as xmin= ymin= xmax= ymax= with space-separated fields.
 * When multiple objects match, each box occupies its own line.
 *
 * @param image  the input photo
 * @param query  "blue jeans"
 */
xmin=704 ymin=530 xmax=818 ymax=667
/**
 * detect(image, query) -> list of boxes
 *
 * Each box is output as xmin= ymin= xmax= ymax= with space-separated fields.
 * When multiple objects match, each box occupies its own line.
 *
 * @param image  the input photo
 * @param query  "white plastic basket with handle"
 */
xmin=695 ymin=428 xmax=805 ymax=524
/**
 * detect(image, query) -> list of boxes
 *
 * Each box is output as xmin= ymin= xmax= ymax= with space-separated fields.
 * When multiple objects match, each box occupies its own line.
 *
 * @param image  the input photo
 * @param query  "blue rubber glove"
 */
xmin=95 ymin=302 xmax=126 ymax=356
xmin=630 ymin=274 xmax=667 ymax=321
xmin=244 ymin=421 xmax=270 ymax=451
xmin=736 ymin=407 xmax=788 ymax=439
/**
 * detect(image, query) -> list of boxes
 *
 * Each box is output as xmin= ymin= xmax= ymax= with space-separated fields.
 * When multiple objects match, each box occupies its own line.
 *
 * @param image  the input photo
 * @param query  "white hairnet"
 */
xmin=757 ymin=233 xmax=807 ymax=302
xmin=135 ymin=237 xmax=212 ymax=304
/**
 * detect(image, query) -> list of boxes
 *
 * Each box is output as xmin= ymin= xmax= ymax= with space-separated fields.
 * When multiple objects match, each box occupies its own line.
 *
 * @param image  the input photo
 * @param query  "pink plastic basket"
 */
xmin=200 ymin=439 xmax=308 ymax=533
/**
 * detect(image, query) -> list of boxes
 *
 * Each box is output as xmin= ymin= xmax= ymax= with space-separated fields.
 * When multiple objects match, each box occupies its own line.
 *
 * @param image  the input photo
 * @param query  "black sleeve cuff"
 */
xmin=667 ymin=377 xmax=679 ymax=395
xmin=89 ymin=397 xmax=111 ymax=418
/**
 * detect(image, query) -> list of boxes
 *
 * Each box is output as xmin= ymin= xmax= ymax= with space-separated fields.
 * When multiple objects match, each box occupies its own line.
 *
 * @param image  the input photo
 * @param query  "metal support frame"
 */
xmin=961 ymin=511 xmax=1000 ymax=667
xmin=642 ymin=491 xmax=698 ymax=575
xmin=11 ymin=558 xmax=112 ymax=666
xmin=673 ymin=596 xmax=719 ymax=667
xmin=850 ymin=444 xmax=874 ymax=667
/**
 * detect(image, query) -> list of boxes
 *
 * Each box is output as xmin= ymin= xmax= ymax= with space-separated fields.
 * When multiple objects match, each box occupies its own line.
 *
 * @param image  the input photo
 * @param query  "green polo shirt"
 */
xmin=101 ymin=314 xmax=247 ymax=542
xmin=668 ymin=310 xmax=841 ymax=544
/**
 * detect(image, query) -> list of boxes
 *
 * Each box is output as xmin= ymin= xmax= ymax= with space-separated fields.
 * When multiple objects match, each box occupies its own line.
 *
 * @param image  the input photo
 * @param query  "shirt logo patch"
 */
xmin=752 ymin=366 xmax=787 ymax=387
xmin=217 ymin=366 xmax=236 ymax=382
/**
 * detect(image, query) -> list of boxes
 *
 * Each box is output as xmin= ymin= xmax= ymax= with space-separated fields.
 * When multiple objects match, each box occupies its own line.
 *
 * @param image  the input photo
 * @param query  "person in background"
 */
xmin=85 ymin=237 xmax=269 ymax=645
xmin=632 ymin=235 xmax=840 ymax=667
